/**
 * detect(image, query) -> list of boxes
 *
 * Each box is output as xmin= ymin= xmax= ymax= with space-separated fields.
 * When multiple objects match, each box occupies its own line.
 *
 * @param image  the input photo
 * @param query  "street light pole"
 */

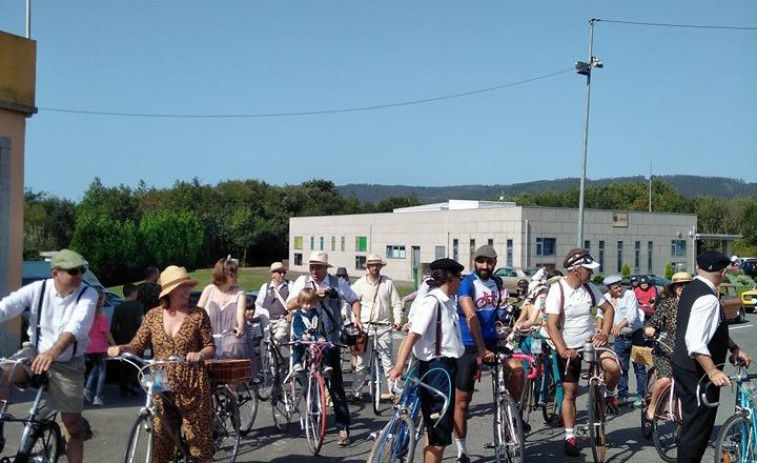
xmin=576 ymin=18 xmax=602 ymax=247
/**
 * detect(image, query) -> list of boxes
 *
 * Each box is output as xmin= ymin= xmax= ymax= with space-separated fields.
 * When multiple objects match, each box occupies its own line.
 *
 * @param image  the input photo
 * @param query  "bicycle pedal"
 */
xmin=484 ymin=443 xmax=495 ymax=449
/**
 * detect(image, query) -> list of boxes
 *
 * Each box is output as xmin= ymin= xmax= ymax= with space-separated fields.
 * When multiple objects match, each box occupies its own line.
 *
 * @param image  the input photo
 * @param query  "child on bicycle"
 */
xmin=84 ymin=289 xmax=115 ymax=406
xmin=292 ymin=288 xmax=333 ymax=376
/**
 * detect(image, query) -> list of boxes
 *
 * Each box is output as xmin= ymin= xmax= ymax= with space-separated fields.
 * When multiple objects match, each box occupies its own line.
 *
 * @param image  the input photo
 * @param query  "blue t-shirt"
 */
xmin=457 ymin=273 xmax=503 ymax=346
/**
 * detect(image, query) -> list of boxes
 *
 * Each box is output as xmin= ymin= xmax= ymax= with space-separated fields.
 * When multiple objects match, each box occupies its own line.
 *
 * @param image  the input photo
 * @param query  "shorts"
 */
xmin=418 ymin=357 xmax=456 ymax=447
xmin=455 ymin=343 xmax=502 ymax=393
xmin=555 ymin=353 xmax=582 ymax=384
xmin=9 ymin=342 xmax=86 ymax=414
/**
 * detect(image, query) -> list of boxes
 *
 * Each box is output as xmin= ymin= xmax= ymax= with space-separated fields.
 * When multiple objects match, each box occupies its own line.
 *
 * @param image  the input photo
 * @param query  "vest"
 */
xmin=671 ymin=278 xmax=730 ymax=372
xmin=311 ymin=275 xmax=343 ymax=344
xmin=261 ymin=282 xmax=290 ymax=320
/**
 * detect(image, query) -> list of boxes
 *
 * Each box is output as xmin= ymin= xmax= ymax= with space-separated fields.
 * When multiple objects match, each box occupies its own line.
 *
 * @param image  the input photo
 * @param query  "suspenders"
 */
xmin=35 ymin=281 xmax=89 ymax=357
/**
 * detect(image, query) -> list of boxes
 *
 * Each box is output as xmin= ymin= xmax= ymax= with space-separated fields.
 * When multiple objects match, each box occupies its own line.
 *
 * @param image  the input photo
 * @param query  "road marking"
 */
xmin=730 ymin=323 xmax=754 ymax=330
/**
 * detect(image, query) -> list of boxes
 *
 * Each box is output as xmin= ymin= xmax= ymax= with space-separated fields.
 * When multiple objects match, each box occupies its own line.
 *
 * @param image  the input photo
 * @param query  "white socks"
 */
xmin=565 ymin=428 xmax=575 ymax=440
xmin=455 ymin=438 xmax=468 ymax=457
xmin=605 ymin=388 xmax=618 ymax=398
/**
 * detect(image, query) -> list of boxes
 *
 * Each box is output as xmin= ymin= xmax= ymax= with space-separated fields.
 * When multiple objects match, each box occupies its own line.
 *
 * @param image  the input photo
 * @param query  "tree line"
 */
xmin=23 ymin=177 xmax=757 ymax=286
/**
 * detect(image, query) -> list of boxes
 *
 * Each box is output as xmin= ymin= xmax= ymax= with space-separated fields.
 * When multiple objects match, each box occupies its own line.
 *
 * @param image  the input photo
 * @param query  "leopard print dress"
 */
xmin=126 ymin=306 xmax=214 ymax=463
xmin=644 ymin=297 xmax=679 ymax=378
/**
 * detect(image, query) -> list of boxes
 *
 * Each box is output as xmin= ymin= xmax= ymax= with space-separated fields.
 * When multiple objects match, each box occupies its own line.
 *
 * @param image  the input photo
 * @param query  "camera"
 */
xmin=324 ymin=287 xmax=339 ymax=299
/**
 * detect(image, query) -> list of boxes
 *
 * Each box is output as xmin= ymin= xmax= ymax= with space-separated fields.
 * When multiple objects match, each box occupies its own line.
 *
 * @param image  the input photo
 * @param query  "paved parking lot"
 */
xmin=3 ymin=314 xmax=756 ymax=462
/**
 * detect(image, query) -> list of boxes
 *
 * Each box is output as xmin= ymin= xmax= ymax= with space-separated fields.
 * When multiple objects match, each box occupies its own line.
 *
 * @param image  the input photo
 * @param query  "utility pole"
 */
xmin=649 ymin=161 xmax=652 ymax=213
xmin=25 ymin=0 xmax=32 ymax=38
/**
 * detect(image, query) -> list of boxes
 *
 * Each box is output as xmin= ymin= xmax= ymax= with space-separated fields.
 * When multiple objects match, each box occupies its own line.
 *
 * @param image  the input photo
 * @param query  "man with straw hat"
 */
xmin=0 ymin=249 xmax=97 ymax=463
xmin=255 ymin=261 xmax=292 ymax=345
xmin=348 ymin=254 xmax=402 ymax=403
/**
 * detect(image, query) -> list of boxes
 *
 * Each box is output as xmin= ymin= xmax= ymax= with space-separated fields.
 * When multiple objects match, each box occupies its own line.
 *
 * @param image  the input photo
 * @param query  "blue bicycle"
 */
xmin=366 ymin=367 xmax=450 ymax=463
xmin=699 ymin=364 xmax=757 ymax=463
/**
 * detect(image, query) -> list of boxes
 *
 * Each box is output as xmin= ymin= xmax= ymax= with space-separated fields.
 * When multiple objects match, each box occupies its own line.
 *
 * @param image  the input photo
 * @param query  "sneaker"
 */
xmin=617 ymin=395 xmax=631 ymax=406
xmin=633 ymin=396 xmax=644 ymax=408
xmin=323 ymin=366 xmax=334 ymax=377
xmin=564 ymin=437 xmax=580 ymax=456
xmin=337 ymin=429 xmax=351 ymax=446
xmin=92 ymin=396 xmax=104 ymax=406
xmin=346 ymin=392 xmax=361 ymax=404
xmin=456 ymin=454 xmax=471 ymax=463
xmin=83 ymin=389 xmax=93 ymax=403
xmin=605 ymin=396 xmax=620 ymax=413
xmin=292 ymin=363 xmax=304 ymax=373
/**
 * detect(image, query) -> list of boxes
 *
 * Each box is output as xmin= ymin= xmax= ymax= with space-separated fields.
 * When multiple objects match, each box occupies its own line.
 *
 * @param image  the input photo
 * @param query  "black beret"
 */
xmin=696 ymin=251 xmax=732 ymax=272
xmin=430 ymin=258 xmax=464 ymax=273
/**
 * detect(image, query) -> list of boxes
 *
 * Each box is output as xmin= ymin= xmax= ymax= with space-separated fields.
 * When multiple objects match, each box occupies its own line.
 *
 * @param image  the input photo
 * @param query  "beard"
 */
xmin=475 ymin=268 xmax=491 ymax=280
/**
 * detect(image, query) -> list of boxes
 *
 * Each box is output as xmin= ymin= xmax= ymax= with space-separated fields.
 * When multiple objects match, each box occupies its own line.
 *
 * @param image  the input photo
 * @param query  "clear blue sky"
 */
xmin=2 ymin=1 xmax=755 ymax=200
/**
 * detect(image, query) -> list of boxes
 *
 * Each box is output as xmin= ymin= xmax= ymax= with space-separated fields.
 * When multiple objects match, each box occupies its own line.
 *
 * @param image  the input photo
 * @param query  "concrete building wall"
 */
xmin=289 ymin=205 xmax=696 ymax=285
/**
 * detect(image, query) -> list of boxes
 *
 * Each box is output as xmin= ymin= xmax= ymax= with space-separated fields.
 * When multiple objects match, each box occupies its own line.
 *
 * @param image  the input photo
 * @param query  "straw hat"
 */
xmin=365 ymin=254 xmax=387 ymax=267
xmin=159 ymin=265 xmax=198 ymax=299
xmin=269 ymin=261 xmax=286 ymax=272
xmin=307 ymin=251 xmax=332 ymax=268
xmin=664 ymin=271 xmax=692 ymax=294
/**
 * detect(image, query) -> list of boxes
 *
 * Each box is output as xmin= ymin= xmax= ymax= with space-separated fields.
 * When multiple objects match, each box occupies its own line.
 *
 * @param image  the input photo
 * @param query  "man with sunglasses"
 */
xmin=0 ymin=249 xmax=97 ymax=463
xmin=255 ymin=261 xmax=292 ymax=345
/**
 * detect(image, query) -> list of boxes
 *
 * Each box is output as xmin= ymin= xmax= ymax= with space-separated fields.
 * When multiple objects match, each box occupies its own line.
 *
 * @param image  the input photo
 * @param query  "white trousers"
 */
xmin=351 ymin=326 xmax=395 ymax=395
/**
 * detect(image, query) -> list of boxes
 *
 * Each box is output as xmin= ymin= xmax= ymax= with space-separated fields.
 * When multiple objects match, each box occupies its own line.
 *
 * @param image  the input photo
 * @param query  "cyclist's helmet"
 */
xmin=639 ymin=276 xmax=650 ymax=285
xmin=630 ymin=276 xmax=639 ymax=285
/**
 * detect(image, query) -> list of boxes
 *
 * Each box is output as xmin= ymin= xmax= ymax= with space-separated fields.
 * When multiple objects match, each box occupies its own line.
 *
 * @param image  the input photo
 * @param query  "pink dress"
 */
xmin=86 ymin=312 xmax=110 ymax=354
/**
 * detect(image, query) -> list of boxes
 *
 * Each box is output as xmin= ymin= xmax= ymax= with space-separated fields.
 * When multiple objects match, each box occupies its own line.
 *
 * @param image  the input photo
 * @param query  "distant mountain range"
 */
xmin=337 ymin=175 xmax=757 ymax=204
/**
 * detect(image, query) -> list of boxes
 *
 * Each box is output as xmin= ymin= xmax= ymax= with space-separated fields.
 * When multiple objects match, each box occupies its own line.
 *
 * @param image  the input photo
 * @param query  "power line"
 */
xmin=596 ymin=18 xmax=757 ymax=31
xmin=39 ymin=68 xmax=574 ymax=119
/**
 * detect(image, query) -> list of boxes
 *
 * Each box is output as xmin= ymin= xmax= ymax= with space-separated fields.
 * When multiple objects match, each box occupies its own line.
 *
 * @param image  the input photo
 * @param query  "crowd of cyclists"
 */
xmin=0 ymin=246 xmax=752 ymax=462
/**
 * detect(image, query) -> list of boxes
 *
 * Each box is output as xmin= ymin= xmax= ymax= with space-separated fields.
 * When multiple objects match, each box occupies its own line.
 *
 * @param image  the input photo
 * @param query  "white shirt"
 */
xmin=684 ymin=276 xmax=721 ymax=358
xmin=601 ymin=289 xmax=642 ymax=334
xmin=0 ymin=279 xmax=97 ymax=361
xmin=351 ymin=274 xmax=403 ymax=325
xmin=545 ymin=278 xmax=603 ymax=349
xmin=410 ymin=288 xmax=465 ymax=361
xmin=287 ymin=275 xmax=359 ymax=306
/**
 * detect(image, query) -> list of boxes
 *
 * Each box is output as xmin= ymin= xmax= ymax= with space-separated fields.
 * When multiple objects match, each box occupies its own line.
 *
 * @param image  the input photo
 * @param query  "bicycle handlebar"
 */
xmin=282 ymin=340 xmax=348 ymax=349
xmin=563 ymin=346 xmax=620 ymax=376
xmin=697 ymin=369 xmax=757 ymax=408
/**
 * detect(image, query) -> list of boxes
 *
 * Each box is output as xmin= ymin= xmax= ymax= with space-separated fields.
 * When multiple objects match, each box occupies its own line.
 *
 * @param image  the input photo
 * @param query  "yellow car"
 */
xmin=742 ymin=288 xmax=757 ymax=314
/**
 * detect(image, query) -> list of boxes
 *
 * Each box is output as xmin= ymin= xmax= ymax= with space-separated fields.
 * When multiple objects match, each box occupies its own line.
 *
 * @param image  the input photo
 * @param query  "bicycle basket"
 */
xmin=206 ymin=359 xmax=252 ymax=385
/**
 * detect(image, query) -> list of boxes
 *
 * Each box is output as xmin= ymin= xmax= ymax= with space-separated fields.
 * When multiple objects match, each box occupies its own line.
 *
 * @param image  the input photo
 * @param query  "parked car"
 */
xmin=740 ymin=260 xmax=757 ymax=278
xmin=493 ymin=267 xmax=531 ymax=296
xmin=741 ymin=287 xmax=757 ymax=314
xmin=721 ymin=283 xmax=746 ymax=324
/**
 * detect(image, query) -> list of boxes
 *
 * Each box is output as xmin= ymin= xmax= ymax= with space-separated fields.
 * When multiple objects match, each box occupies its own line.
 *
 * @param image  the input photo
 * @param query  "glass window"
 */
xmin=355 ymin=236 xmax=368 ymax=252
xmin=310 ymin=236 xmax=315 ymax=250
xmin=319 ymin=236 xmax=324 ymax=251
xmin=294 ymin=236 xmax=303 ymax=250
xmin=294 ymin=253 xmax=302 ymax=266
xmin=536 ymin=238 xmax=556 ymax=256
xmin=599 ymin=240 xmax=605 ymax=273
xmin=488 ymin=239 xmax=494 ymax=246
xmin=386 ymin=245 xmax=407 ymax=259
xmin=648 ymin=241 xmax=654 ymax=272
xmin=617 ymin=241 xmax=623 ymax=273
xmin=506 ymin=239 xmax=513 ymax=267
xmin=341 ymin=236 xmax=345 ymax=251
xmin=331 ymin=236 xmax=335 ymax=251
xmin=584 ymin=240 xmax=590 ymax=251
xmin=453 ymin=239 xmax=459 ymax=261
xmin=635 ymin=241 xmax=641 ymax=273
xmin=355 ymin=255 xmax=366 ymax=270
xmin=435 ymin=246 xmax=446 ymax=259
xmin=671 ymin=239 xmax=686 ymax=257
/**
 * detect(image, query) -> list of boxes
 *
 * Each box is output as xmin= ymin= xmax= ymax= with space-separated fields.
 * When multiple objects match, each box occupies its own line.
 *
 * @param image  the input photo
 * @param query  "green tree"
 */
xmin=139 ymin=211 xmax=205 ymax=269
xmin=69 ymin=216 xmax=140 ymax=285
xmin=664 ymin=262 xmax=674 ymax=280
xmin=373 ymin=194 xmax=420 ymax=213
xmin=621 ymin=264 xmax=631 ymax=278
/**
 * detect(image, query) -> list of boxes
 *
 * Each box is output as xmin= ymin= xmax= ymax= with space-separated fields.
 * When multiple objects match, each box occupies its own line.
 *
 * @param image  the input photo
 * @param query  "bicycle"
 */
xmin=570 ymin=344 xmax=620 ymax=463
xmin=255 ymin=316 xmax=287 ymax=402
xmin=212 ymin=330 xmax=259 ymax=435
xmin=363 ymin=321 xmax=396 ymax=415
xmin=638 ymin=340 xmax=681 ymax=462
xmin=0 ymin=357 xmax=62 ymax=463
xmin=699 ymin=363 xmax=757 ymax=463
xmin=480 ymin=350 xmax=531 ymax=463
xmin=113 ymin=353 xmax=241 ymax=463
xmin=516 ymin=330 xmax=563 ymax=425
xmin=366 ymin=367 xmax=450 ymax=463
xmin=277 ymin=340 xmax=346 ymax=455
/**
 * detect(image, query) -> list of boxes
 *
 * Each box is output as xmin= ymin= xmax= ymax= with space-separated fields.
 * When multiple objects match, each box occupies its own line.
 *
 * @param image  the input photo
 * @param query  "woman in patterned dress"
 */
xmin=643 ymin=271 xmax=692 ymax=421
xmin=197 ymin=257 xmax=258 ymax=378
xmin=108 ymin=265 xmax=215 ymax=463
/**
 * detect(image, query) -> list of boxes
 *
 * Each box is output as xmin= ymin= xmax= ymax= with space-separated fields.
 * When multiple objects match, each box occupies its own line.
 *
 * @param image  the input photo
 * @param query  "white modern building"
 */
xmin=289 ymin=200 xmax=698 ymax=285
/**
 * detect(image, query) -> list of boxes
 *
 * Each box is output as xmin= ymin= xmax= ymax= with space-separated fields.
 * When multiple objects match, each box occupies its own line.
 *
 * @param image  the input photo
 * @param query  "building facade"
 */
xmin=289 ymin=200 xmax=697 ymax=285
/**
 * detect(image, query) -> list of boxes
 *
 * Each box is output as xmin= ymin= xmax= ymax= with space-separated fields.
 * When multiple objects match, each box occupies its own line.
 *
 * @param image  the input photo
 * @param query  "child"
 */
xmin=292 ymin=288 xmax=332 ymax=376
xmin=84 ymin=290 xmax=115 ymax=406
xmin=244 ymin=295 xmax=262 ymax=383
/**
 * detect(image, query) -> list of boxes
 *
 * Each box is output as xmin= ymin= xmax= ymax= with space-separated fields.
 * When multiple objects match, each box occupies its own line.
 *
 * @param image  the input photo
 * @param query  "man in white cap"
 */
xmin=348 ymin=254 xmax=402 ymax=403
xmin=601 ymin=274 xmax=646 ymax=407
xmin=545 ymin=248 xmax=619 ymax=457
xmin=255 ymin=261 xmax=292 ymax=345
xmin=286 ymin=251 xmax=361 ymax=446
xmin=0 ymin=249 xmax=97 ymax=463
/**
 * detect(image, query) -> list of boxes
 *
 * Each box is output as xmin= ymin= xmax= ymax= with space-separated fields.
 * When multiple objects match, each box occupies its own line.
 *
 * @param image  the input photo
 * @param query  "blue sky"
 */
xmin=1 ymin=1 xmax=755 ymax=200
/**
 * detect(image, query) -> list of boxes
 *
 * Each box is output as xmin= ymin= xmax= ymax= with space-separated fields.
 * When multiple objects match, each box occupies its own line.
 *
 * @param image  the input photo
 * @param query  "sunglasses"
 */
xmin=64 ymin=267 xmax=86 ymax=276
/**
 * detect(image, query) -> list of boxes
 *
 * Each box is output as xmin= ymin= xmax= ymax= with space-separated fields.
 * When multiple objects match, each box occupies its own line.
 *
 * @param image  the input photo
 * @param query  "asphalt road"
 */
xmin=3 ymin=314 xmax=756 ymax=463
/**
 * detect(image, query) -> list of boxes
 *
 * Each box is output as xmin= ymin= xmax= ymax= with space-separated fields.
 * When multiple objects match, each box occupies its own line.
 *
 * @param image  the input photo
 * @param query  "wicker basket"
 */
xmin=206 ymin=359 xmax=251 ymax=385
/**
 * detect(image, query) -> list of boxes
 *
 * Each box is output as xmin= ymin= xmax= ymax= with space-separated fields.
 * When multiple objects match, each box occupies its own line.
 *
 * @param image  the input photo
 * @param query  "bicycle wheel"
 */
xmin=236 ymin=382 xmax=259 ymax=435
xmin=123 ymin=415 xmax=153 ymax=463
xmin=587 ymin=381 xmax=607 ymax=463
xmin=541 ymin=368 xmax=559 ymax=424
xmin=303 ymin=373 xmax=327 ymax=455
xmin=652 ymin=384 xmax=680 ymax=463
xmin=367 ymin=414 xmax=416 ymax=463
xmin=521 ymin=379 xmax=533 ymax=426
xmin=640 ymin=368 xmax=656 ymax=439
xmin=715 ymin=413 xmax=755 ymax=463
xmin=257 ymin=343 xmax=277 ymax=401
xmin=272 ymin=376 xmax=297 ymax=433
xmin=212 ymin=387 xmax=240 ymax=463
xmin=27 ymin=420 xmax=62 ymax=463
xmin=372 ymin=353 xmax=384 ymax=415
xmin=493 ymin=393 xmax=525 ymax=463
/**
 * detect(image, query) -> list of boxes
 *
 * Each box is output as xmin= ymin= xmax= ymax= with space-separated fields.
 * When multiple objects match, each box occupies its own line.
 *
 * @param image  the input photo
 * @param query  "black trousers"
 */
xmin=326 ymin=349 xmax=351 ymax=430
xmin=674 ymin=366 xmax=721 ymax=463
